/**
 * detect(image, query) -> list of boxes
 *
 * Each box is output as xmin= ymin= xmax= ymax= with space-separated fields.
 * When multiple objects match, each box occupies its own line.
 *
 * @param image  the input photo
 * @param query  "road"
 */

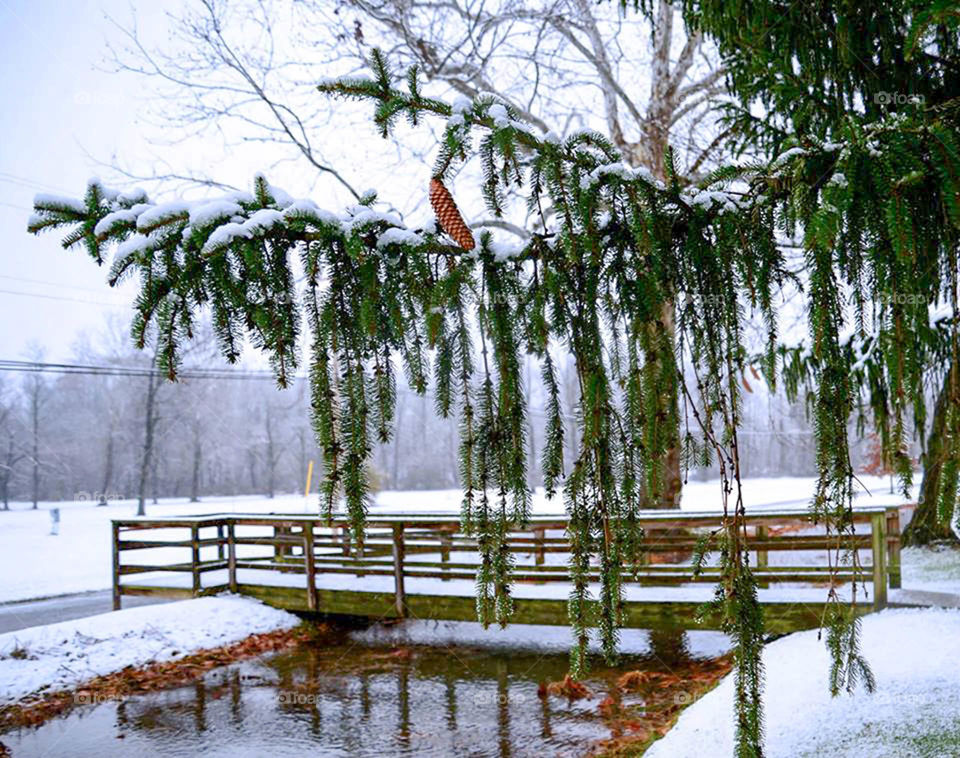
xmin=0 ymin=591 xmax=171 ymax=634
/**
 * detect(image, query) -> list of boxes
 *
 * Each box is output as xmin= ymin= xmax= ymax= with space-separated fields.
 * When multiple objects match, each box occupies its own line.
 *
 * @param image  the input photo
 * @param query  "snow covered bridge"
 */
xmin=111 ymin=506 xmax=902 ymax=633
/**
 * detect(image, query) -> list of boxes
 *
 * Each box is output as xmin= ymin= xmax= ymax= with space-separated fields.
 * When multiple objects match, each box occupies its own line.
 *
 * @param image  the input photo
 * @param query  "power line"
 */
xmin=0 ymin=359 xmax=296 ymax=382
xmin=0 ymin=171 xmax=74 ymax=195
xmin=0 ymin=287 xmax=130 ymax=308
xmin=0 ymin=273 xmax=118 ymax=294
xmin=0 ymin=201 xmax=30 ymax=212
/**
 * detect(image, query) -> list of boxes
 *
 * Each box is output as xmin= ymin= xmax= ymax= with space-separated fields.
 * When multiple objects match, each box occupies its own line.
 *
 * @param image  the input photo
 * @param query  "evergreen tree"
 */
xmin=27 ymin=4 xmax=960 ymax=754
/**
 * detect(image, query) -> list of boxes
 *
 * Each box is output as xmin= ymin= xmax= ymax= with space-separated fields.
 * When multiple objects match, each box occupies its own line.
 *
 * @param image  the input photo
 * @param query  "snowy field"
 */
xmin=0 ymin=475 xmax=919 ymax=604
xmin=647 ymin=607 xmax=960 ymax=758
xmin=0 ymin=595 xmax=298 ymax=705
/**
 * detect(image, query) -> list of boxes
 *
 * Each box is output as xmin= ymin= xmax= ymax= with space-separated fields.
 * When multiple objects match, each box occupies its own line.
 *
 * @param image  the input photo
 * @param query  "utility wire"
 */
xmin=0 ymin=359 xmax=292 ymax=381
xmin=0 ymin=287 xmax=129 ymax=308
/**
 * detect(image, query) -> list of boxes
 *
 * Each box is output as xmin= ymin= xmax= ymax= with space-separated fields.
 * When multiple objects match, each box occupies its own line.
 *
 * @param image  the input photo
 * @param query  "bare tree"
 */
xmin=20 ymin=346 xmax=50 ymax=510
xmin=136 ymin=347 xmax=162 ymax=517
xmin=0 ymin=382 xmax=23 ymax=510
xmin=104 ymin=0 xmax=728 ymax=508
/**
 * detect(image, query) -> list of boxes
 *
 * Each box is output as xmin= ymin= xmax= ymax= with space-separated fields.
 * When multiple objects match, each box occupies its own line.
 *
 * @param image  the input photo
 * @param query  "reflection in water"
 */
xmin=3 ymin=625 xmax=725 ymax=758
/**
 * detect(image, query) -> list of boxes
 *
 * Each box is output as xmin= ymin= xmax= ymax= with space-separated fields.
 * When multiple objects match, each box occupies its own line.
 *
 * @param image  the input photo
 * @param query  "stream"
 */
xmin=2 ymin=621 xmax=731 ymax=757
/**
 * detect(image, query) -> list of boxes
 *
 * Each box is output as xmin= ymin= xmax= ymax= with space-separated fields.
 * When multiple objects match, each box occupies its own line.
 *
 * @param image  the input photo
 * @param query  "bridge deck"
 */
xmin=112 ymin=506 xmax=903 ymax=633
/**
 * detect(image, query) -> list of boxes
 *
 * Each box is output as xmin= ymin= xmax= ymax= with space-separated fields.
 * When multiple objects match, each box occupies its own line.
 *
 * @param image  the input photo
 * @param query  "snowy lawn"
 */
xmin=0 ymin=594 xmax=299 ymax=705
xmin=646 ymin=607 xmax=960 ymax=758
xmin=0 ymin=475 xmax=910 ymax=604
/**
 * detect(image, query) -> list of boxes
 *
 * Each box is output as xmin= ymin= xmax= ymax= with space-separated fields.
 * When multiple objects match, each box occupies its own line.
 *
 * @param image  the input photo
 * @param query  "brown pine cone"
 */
xmin=429 ymin=178 xmax=475 ymax=250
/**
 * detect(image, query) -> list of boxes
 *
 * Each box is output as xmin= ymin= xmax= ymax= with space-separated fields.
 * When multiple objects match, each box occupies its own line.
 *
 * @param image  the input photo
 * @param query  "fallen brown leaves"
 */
xmin=0 ymin=624 xmax=317 ymax=733
xmin=539 ymin=674 xmax=593 ymax=700
xmin=591 ymin=654 xmax=734 ymax=757
xmin=616 ymin=669 xmax=682 ymax=691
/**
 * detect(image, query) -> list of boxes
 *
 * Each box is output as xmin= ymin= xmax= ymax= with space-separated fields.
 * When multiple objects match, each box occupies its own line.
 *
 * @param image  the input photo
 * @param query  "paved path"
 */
xmin=0 ymin=591 xmax=171 ymax=634
xmin=890 ymin=588 xmax=960 ymax=608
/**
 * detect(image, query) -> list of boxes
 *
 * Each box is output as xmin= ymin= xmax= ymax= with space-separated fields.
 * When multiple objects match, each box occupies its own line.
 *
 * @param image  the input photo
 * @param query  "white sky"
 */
xmin=0 ymin=0 xmax=159 ymax=361
xmin=0 ymin=0 xmax=429 ymax=365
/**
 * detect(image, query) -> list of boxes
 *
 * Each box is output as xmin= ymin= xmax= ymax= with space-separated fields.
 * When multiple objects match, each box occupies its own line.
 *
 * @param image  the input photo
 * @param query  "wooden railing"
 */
xmin=112 ymin=506 xmax=903 ymax=630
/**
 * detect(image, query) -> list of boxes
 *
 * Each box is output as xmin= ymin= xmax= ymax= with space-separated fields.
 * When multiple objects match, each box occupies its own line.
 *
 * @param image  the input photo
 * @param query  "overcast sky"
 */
xmin=0 ymin=0 xmax=430 ymax=367
xmin=0 ymin=0 xmax=159 ymax=361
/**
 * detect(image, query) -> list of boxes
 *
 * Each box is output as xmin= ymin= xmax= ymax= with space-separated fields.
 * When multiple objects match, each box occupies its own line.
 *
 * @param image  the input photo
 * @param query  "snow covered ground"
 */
xmin=0 ymin=475 xmax=910 ymax=604
xmin=646 ymin=607 xmax=960 ymax=758
xmin=0 ymin=595 xmax=298 ymax=705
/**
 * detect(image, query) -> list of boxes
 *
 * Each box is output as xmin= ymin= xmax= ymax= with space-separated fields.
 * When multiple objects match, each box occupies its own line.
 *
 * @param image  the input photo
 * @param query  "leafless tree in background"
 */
xmin=100 ymin=0 xmax=730 ymax=508
xmin=135 ymin=346 xmax=161 ymax=516
xmin=0 ymin=380 xmax=24 ymax=510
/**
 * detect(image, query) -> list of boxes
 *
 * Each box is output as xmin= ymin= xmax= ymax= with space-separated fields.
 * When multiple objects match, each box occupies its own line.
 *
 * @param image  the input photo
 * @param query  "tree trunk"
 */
xmin=100 ymin=431 xmax=114 ymax=505
xmin=265 ymin=407 xmax=276 ymax=499
xmin=391 ymin=393 xmax=404 ymax=489
xmin=903 ymin=361 xmax=959 ymax=545
xmin=2 ymin=435 xmax=16 ymax=510
xmin=247 ymin=448 xmax=258 ymax=492
xmin=190 ymin=433 xmax=202 ymax=503
xmin=652 ymin=300 xmax=683 ymax=509
xmin=151 ymin=452 xmax=159 ymax=504
xmin=31 ymin=381 xmax=40 ymax=509
xmin=136 ymin=361 xmax=159 ymax=517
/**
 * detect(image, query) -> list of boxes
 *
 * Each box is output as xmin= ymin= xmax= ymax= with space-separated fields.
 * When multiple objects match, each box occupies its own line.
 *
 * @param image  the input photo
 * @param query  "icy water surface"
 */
xmin=2 ymin=622 xmax=730 ymax=757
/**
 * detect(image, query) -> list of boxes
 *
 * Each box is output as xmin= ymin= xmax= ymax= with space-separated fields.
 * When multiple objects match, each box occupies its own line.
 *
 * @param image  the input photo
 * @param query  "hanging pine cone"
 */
xmin=429 ymin=178 xmax=475 ymax=250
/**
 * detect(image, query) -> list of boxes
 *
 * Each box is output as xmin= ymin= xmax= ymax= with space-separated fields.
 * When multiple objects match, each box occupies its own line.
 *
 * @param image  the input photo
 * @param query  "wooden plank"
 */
xmin=756 ymin=525 xmax=769 ymax=589
xmin=112 ymin=522 xmax=121 ymax=611
xmin=110 ymin=504 xmax=894 ymax=529
xmin=304 ymin=521 xmax=317 ymax=611
xmin=228 ymin=522 xmax=238 ymax=593
xmin=393 ymin=524 xmax=406 ymax=617
xmin=118 ymin=559 xmax=228 ymax=575
xmin=886 ymin=507 xmax=901 ymax=589
xmin=440 ymin=534 xmax=451 ymax=581
xmin=118 ymin=538 xmax=223 ymax=550
xmin=120 ymin=585 xmax=227 ymax=599
xmin=871 ymin=513 xmax=888 ymax=609
xmin=191 ymin=524 xmax=201 ymax=596
xmin=231 ymin=583 xmax=873 ymax=634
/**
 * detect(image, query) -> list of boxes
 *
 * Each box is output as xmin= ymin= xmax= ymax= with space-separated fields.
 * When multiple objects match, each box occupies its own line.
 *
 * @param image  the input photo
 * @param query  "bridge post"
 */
xmin=303 ymin=521 xmax=317 ymax=611
xmin=440 ymin=532 xmax=451 ymax=581
xmin=112 ymin=522 xmax=121 ymax=611
xmin=227 ymin=521 xmax=238 ymax=593
xmin=755 ymin=525 xmax=769 ymax=588
xmin=870 ymin=512 xmax=888 ymax=609
xmin=886 ymin=507 xmax=901 ymax=589
xmin=392 ymin=523 xmax=406 ymax=617
xmin=191 ymin=524 xmax=201 ymax=597
xmin=534 ymin=528 xmax=546 ymax=566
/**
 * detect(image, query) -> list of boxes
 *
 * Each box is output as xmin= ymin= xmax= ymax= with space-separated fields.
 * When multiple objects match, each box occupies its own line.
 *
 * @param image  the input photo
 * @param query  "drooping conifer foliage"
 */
xmin=27 ymin=4 xmax=960 ymax=754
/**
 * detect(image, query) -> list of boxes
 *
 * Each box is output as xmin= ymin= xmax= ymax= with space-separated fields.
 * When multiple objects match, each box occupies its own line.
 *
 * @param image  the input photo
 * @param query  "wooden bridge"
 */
xmin=112 ymin=505 xmax=902 ymax=634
